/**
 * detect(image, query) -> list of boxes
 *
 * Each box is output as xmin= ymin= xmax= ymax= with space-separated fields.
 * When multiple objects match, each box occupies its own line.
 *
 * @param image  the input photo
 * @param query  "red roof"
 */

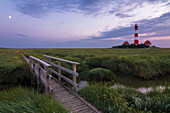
xmin=144 ymin=40 xmax=152 ymax=45
xmin=123 ymin=41 xmax=129 ymax=45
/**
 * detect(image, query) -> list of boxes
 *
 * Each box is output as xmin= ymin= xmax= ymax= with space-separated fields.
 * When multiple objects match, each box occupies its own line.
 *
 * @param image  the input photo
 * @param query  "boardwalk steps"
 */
xmin=21 ymin=52 xmax=101 ymax=113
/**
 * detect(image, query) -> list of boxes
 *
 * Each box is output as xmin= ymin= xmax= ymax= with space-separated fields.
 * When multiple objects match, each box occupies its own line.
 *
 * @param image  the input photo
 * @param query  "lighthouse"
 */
xmin=134 ymin=24 xmax=139 ymax=45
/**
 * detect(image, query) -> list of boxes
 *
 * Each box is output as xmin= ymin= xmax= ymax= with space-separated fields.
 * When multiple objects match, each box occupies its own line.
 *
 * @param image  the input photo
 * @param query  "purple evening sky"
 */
xmin=0 ymin=0 xmax=170 ymax=48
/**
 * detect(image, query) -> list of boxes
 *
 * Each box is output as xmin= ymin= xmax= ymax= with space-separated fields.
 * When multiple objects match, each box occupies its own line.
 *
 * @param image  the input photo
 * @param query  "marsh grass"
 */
xmin=19 ymin=48 xmax=170 ymax=80
xmin=85 ymin=55 xmax=170 ymax=79
xmin=0 ymin=48 xmax=170 ymax=113
xmin=0 ymin=49 xmax=31 ymax=85
xmin=87 ymin=68 xmax=116 ymax=82
xmin=0 ymin=87 xmax=67 ymax=113
xmin=78 ymin=85 xmax=170 ymax=113
xmin=1 ymin=48 xmax=169 ymax=86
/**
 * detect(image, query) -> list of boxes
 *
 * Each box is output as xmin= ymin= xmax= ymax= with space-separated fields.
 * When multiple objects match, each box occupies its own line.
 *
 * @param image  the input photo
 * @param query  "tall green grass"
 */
xmin=0 ymin=63 xmax=30 ymax=85
xmin=20 ymin=48 xmax=170 ymax=80
xmin=85 ymin=55 xmax=170 ymax=79
xmin=1 ymin=48 xmax=170 ymax=84
xmin=0 ymin=49 xmax=30 ymax=85
xmin=0 ymin=87 xmax=67 ymax=113
xmin=0 ymin=48 xmax=170 ymax=113
xmin=78 ymin=85 xmax=170 ymax=113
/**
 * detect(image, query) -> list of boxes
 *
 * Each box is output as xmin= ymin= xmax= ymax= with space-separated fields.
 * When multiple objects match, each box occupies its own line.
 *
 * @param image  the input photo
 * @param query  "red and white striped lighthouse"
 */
xmin=134 ymin=24 xmax=139 ymax=45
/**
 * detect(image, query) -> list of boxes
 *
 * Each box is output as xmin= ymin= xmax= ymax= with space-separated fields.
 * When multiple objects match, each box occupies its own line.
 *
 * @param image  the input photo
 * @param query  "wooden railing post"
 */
xmin=73 ymin=64 xmax=77 ymax=91
xmin=37 ymin=62 xmax=41 ymax=90
xmin=45 ymin=66 xmax=50 ymax=94
xmin=44 ymin=56 xmax=46 ymax=61
xmin=49 ymin=58 xmax=52 ymax=75
xmin=29 ymin=57 xmax=33 ymax=84
xmin=29 ymin=57 xmax=32 ymax=73
xmin=58 ymin=60 xmax=61 ymax=82
xmin=32 ymin=59 xmax=35 ymax=81
xmin=43 ymin=56 xmax=47 ymax=69
xmin=42 ymin=55 xmax=80 ymax=91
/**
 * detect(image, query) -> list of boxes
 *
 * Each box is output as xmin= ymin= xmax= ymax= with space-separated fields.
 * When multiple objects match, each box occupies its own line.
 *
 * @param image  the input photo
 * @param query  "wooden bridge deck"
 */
xmin=21 ymin=52 xmax=101 ymax=113
xmin=49 ymin=77 xmax=99 ymax=113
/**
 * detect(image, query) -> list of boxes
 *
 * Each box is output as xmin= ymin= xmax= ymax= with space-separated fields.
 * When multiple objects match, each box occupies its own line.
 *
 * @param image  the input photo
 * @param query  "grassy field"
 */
xmin=0 ymin=48 xmax=170 ymax=113
xmin=1 ymin=48 xmax=170 ymax=84
xmin=20 ymin=48 xmax=170 ymax=80
xmin=0 ymin=49 xmax=30 ymax=85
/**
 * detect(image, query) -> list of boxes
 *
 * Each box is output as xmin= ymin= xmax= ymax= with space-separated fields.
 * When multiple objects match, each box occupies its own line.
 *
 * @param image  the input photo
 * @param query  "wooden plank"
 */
xmin=49 ymin=69 xmax=78 ymax=87
xmin=57 ymin=95 xmax=75 ymax=100
xmin=73 ymin=64 xmax=77 ymax=90
xmin=29 ymin=55 xmax=51 ymax=67
xmin=29 ymin=58 xmax=32 ymax=72
xmin=78 ymin=109 xmax=95 ymax=113
xmin=51 ymin=85 xmax=61 ymax=89
xmin=49 ymin=74 xmax=52 ymax=80
xmin=75 ymin=104 xmax=89 ymax=109
xmin=56 ymin=92 xmax=73 ymax=97
xmin=51 ymin=85 xmax=63 ymax=90
xmin=54 ymin=91 xmax=70 ymax=95
xmin=60 ymin=96 xmax=78 ymax=103
xmin=40 ymin=76 xmax=46 ymax=85
xmin=50 ymin=81 xmax=62 ymax=86
xmin=61 ymin=99 xmax=81 ymax=105
xmin=75 ymin=106 xmax=90 ymax=112
xmin=35 ymin=63 xmax=39 ymax=72
xmin=45 ymin=66 xmax=50 ymax=94
xmin=67 ymin=102 xmax=85 ymax=108
xmin=49 ymin=86 xmax=53 ymax=94
xmin=34 ymin=63 xmax=38 ymax=68
xmin=43 ymin=55 xmax=80 ymax=65
xmin=66 ymin=100 xmax=82 ymax=105
xmin=53 ymin=88 xmax=69 ymax=94
xmin=20 ymin=52 xmax=30 ymax=63
xmin=54 ymin=88 xmax=66 ymax=92
xmin=45 ymin=61 xmax=78 ymax=77
xmin=35 ymin=70 xmax=38 ymax=77
xmin=40 ymin=68 xmax=46 ymax=75
xmin=37 ymin=62 xmax=41 ymax=90
xmin=58 ymin=60 xmax=61 ymax=82
xmin=68 ymin=91 xmax=102 ymax=113
xmin=49 ymin=79 xmax=57 ymax=84
xmin=60 ymin=96 xmax=77 ymax=102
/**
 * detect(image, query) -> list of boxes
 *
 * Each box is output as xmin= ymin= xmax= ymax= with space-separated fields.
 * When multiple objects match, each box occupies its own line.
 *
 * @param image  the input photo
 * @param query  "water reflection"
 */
xmin=77 ymin=81 xmax=88 ymax=91
xmin=110 ymin=84 xmax=169 ymax=93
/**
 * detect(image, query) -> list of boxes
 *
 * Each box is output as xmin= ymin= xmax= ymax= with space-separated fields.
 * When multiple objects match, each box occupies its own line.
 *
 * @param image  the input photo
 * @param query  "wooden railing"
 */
xmin=43 ymin=55 xmax=80 ymax=91
xmin=29 ymin=55 xmax=51 ymax=94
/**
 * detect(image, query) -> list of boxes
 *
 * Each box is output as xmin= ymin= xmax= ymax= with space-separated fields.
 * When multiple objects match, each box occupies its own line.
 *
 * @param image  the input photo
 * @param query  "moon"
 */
xmin=9 ymin=16 xmax=12 ymax=19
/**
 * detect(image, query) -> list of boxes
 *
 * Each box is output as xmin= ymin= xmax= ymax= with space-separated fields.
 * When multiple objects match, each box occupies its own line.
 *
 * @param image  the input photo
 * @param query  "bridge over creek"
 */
xmin=21 ymin=52 xmax=101 ymax=113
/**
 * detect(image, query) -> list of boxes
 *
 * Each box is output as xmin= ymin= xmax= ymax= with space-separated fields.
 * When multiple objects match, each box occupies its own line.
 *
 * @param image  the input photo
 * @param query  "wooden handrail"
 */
xmin=43 ymin=55 xmax=80 ymax=65
xmin=43 ymin=55 xmax=79 ymax=91
xmin=30 ymin=55 xmax=51 ymax=67
xmin=29 ymin=55 xmax=51 ymax=94
xmin=49 ymin=68 xmax=78 ymax=87
xmin=45 ymin=61 xmax=78 ymax=76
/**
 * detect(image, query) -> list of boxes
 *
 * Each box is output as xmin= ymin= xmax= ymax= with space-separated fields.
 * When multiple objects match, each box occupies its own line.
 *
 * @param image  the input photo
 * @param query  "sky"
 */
xmin=0 ymin=0 xmax=170 ymax=48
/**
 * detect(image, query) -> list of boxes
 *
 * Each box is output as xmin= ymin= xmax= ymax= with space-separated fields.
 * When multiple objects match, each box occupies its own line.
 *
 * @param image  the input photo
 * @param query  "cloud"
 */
xmin=16 ymin=33 xmax=27 ymax=37
xmin=12 ymin=0 xmax=170 ymax=18
xmin=115 ymin=13 xmax=134 ymax=18
xmin=89 ymin=12 xmax=170 ymax=40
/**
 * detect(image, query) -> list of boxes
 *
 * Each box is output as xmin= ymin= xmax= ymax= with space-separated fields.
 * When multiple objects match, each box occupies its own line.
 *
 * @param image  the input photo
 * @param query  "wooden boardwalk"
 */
xmin=21 ymin=52 xmax=101 ymax=113
xmin=49 ymin=77 xmax=100 ymax=113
